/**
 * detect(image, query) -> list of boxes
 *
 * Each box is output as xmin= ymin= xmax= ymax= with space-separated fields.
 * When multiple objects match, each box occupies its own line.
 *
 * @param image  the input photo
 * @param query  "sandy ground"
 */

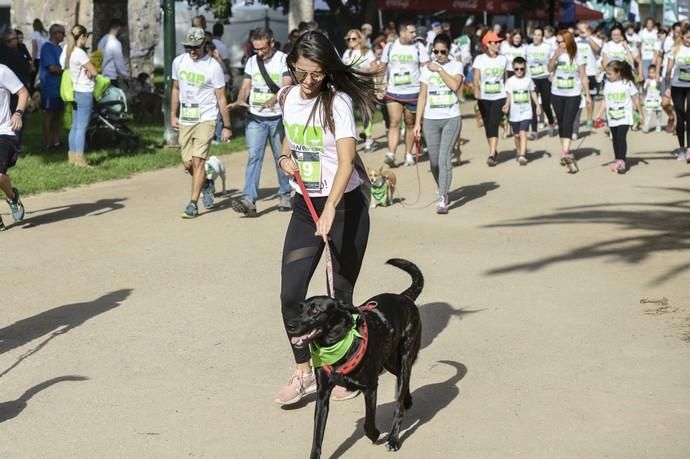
xmin=1 ymin=106 xmax=689 ymax=458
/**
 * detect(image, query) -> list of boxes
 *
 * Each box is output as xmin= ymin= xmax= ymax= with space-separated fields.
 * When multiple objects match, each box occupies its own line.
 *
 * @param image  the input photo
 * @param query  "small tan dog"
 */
xmin=369 ymin=167 xmax=396 ymax=208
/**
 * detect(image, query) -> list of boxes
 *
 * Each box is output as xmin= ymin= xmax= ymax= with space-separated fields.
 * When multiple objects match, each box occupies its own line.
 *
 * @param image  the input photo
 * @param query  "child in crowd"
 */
xmin=643 ymin=64 xmax=663 ymax=132
xmin=595 ymin=60 xmax=643 ymax=174
xmin=502 ymin=57 xmax=541 ymax=165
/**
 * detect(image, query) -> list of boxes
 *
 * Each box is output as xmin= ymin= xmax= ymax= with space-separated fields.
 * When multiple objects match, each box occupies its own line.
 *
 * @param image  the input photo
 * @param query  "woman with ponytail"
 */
xmin=274 ymin=30 xmax=377 ymax=406
xmin=60 ymin=24 xmax=97 ymax=167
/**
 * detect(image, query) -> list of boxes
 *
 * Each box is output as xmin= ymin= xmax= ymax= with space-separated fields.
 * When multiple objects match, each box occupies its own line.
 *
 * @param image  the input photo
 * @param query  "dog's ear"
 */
xmin=334 ymin=298 xmax=358 ymax=314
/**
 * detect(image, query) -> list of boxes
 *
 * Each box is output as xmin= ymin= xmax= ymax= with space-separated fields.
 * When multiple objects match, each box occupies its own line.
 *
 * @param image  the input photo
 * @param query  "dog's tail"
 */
xmin=386 ymin=258 xmax=424 ymax=301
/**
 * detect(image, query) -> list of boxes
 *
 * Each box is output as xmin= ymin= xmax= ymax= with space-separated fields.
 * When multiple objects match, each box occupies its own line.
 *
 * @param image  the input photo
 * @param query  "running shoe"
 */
xmin=364 ymin=140 xmax=380 ymax=152
xmin=518 ymin=155 xmax=528 ymax=166
xmin=201 ymin=179 xmax=214 ymax=209
xmin=404 ymin=153 xmax=415 ymax=166
xmin=331 ymin=385 xmax=361 ymax=401
xmin=571 ymin=133 xmax=578 ymax=141
xmin=181 ymin=201 xmax=198 ymax=219
xmin=548 ymin=124 xmax=557 ymax=137
xmin=436 ymin=195 xmax=449 ymax=215
xmin=384 ymin=152 xmax=396 ymax=168
xmin=278 ymin=194 xmax=292 ymax=212
xmin=560 ymin=151 xmax=569 ymax=166
xmin=529 ymin=132 xmax=537 ymax=141
xmin=564 ymin=154 xmax=579 ymax=174
xmin=655 ymin=125 xmax=662 ymax=133
xmin=232 ymin=196 xmax=257 ymax=217
xmin=677 ymin=150 xmax=688 ymax=161
xmin=275 ymin=370 xmax=317 ymax=405
xmin=615 ymin=160 xmax=627 ymax=174
xmin=7 ymin=188 xmax=25 ymax=222
xmin=486 ymin=155 xmax=497 ymax=167
xmin=585 ymin=119 xmax=593 ymax=128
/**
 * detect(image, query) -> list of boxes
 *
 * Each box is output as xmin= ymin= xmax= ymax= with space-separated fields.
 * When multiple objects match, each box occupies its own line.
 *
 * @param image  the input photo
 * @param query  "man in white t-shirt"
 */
xmin=171 ymin=27 xmax=232 ymax=219
xmin=228 ymin=27 xmax=292 ymax=217
xmin=97 ymin=19 xmax=128 ymax=85
xmin=212 ymin=23 xmax=231 ymax=81
xmin=379 ymin=20 xmax=430 ymax=167
xmin=0 ymin=64 xmax=28 ymax=230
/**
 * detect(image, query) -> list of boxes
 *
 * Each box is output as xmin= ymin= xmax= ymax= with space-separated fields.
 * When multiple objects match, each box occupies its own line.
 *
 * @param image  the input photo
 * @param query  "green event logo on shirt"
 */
xmin=607 ymin=92 xmax=626 ymax=103
xmin=557 ymin=62 xmax=576 ymax=73
xmin=252 ymin=72 xmax=280 ymax=85
xmin=484 ymin=67 xmax=504 ymax=77
xmin=178 ymin=70 xmax=206 ymax=87
xmin=676 ymin=56 xmax=690 ymax=65
xmin=391 ymin=54 xmax=415 ymax=63
xmin=283 ymin=121 xmax=324 ymax=150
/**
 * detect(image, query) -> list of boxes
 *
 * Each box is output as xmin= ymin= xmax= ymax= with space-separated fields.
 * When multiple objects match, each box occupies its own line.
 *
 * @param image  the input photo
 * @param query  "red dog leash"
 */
xmin=293 ymin=170 xmax=335 ymax=298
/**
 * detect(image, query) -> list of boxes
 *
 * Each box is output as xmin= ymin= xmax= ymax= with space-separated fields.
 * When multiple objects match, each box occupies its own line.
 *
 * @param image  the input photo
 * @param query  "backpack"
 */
xmin=60 ymin=69 xmax=75 ymax=102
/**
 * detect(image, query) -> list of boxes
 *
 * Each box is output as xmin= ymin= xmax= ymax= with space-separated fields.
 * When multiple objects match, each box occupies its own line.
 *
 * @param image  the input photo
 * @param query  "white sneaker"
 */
xmin=436 ymin=195 xmax=448 ymax=214
xmin=384 ymin=152 xmax=396 ymax=167
xmin=404 ymin=153 xmax=415 ymax=166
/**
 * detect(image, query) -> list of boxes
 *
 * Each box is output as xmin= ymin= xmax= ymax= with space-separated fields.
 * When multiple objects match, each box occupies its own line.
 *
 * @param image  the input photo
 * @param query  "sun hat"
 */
xmin=482 ymin=31 xmax=503 ymax=46
xmin=182 ymin=27 xmax=205 ymax=47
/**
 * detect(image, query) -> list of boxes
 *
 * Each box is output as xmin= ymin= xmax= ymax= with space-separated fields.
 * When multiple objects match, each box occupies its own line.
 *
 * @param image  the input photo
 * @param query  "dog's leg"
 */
xmin=386 ymin=329 xmax=420 ymax=452
xmin=310 ymin=371 xmax=334 ymax=459
xmin=363 ymin=387 xmax=380 ymax=443
xmin=221 ymin=171 xmax=227 ymax=195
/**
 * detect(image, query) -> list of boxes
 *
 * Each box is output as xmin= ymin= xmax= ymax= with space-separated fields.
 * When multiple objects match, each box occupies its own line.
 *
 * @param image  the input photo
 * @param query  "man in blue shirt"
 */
xmin=39 ymin=24 xmax=65 ymax=149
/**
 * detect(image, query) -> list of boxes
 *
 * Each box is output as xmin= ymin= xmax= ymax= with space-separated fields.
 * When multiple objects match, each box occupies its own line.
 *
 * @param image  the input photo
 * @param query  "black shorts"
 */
xmin=0 ymin=135 xmax=18 ymax=174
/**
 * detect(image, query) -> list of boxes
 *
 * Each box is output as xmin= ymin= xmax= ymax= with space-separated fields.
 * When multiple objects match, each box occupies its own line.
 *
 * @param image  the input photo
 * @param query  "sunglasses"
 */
xmin=346 ymin=37 xmax=359 ymax=41
xmin=556 ymin=40 xmax=564 ymax=44
xmin=488 ymin=40 xmax=500 ymax=45
xmin=432 ymin=49 xmax=448 ymax=55
xmin=514 ymin=67 xmax=526 ymax=72
xmin=185 ymin=45 xmax=203 ymax=51
xmin=292 ymin=69 xmax=326 ymax=83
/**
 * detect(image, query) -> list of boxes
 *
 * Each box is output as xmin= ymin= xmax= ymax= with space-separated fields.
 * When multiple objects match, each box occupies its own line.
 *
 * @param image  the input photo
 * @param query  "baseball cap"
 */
xmin=182 ymin=27 xmax=205 ymax=47
xmin=431 ymin=21 xmax=442 ymax=29
xmin=482 ymin=32 xmax=503 ymax=46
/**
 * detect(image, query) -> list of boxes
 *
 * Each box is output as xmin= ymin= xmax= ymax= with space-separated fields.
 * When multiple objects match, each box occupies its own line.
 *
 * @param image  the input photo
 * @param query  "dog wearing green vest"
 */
xmin=368 ymin=166 xmax=396 ymax=208
xmin=286 ymin=258 xmax=423 ymax=458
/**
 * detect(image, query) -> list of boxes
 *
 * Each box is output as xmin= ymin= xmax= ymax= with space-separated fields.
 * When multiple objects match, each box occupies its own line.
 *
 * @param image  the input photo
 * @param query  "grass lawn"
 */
xmin=12 ymin=111 xmax=247 ymax=196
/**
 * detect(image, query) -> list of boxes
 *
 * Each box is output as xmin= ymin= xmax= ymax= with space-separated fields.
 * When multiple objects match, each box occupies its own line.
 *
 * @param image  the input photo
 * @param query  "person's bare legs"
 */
xmin=386 ymin=102 xmax=403 ymax=158
xmin=190 ymin=156 xmax=206 ymax=201
xmin=487 ymin=137 xmax=498 ymax=156
xmin=403 ymin=109 xmax=415 ymax=157
xmin=42 ymin=110 xmax=51 ymax=146
xmin=0 ymin=173 xmax=15 ymax=200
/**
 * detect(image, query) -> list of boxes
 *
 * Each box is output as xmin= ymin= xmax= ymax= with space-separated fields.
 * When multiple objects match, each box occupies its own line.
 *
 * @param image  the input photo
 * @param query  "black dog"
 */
xmin=286 ymin=258 xmax=423 ymax=458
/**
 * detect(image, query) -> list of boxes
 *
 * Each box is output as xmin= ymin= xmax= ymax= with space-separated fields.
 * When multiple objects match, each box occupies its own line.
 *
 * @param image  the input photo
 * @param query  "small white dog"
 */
xmin=205 ymin=156 xmax=227 ymax=194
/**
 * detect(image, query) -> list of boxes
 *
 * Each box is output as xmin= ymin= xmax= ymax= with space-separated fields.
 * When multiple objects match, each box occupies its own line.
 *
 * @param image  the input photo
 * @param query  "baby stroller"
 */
xmin=87 ymin=85 xmax=139 ymax=152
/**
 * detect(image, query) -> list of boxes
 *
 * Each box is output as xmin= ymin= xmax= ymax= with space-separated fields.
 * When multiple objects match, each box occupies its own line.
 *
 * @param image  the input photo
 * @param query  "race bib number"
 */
xmin=608 ymin=107 xmax=626 ymax=121
xmin=429 ymin=89 xmax=455 ymax=109
xmin=556 ymin=77 xmax=575 ymax=89
xmin=484 ymin=81 xmax=501 ymax=94
xmin=180 ymin=103 xmax=200 ymax=122
xmin=645 ymin=98 xmax=661 ymax=109
xmin=393 ymin=71 xmax=412 ymax=86
xmin=680 ymin=68 xmax=690 ymax=82
xmin=292 ymin=150 xmax=322 ymax=191
xmin=513 ymin=89 xmax=530 ymax=104
xmin=529 ymin=65 xmax=546 ymax=76
xmin=252 ymin=87 xmax=273 ymax=105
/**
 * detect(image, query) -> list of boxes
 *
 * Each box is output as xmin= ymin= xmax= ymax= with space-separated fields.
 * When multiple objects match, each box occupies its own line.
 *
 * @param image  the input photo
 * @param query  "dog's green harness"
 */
xmin=371 ymin=181 xmax=390 ymax=206
xmin=310 ymin=314 xmax=362 ymax=368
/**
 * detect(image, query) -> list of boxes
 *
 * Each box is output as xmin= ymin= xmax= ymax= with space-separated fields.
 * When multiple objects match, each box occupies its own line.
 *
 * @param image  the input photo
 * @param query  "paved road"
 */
xmin=1 ymin=109 xmax=689 ymax=458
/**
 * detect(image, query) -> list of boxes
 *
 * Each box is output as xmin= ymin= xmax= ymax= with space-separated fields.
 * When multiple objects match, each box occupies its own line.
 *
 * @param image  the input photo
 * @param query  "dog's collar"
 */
xmin=320 ymin=301 xmax=377 ymax=376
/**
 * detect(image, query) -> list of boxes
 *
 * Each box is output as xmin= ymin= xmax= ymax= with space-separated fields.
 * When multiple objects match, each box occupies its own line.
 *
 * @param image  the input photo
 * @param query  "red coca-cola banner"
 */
xmin=377 ymin=0 xmax=519 ymax=13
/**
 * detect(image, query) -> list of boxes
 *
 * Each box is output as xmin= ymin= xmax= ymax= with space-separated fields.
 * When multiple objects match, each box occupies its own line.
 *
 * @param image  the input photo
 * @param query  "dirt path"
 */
xmin=1 ymin=108 xmax=689 ymax=458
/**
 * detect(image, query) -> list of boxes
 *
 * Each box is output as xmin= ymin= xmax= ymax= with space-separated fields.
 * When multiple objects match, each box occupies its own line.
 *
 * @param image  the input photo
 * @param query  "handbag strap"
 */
xmin=257 ymin=56 xmax=281 ymax=94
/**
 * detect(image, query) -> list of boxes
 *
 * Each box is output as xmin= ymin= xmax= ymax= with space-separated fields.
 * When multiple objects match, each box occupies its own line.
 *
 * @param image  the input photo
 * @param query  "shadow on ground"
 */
xmin=0 ymin=289 xmax=131 ymax=377
xmin=483 ymin=186 xmax=690 ymax=285
xmin=419 ymin=302 xmax=482 ymax=350
xmin=330 ymin=360 xmax=467 ymax=458
xmin=448 ymin=182 xmax=499 ymax=211
xmin=21 ymin=198 xmax=126 ymax=228
xmin=0 ymin=376 xmax=88 ymax=423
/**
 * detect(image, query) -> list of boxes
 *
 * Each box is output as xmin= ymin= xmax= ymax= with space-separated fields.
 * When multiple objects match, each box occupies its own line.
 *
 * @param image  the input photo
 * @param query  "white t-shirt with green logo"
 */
xmin=603 ymin=79 xmax=637 ymax=127
xmin=342 ymin=48 xmax=376 ymax=71
xmin=639 ymin=28 xmax=658 ymax=61
xmin=500 ymin=42 xmax=526 ymax=72
xmin=526 ymin=42 xmax=553 ymax=79
xmin=172 ymin=53 xmax=225 ymax=125
xmin=473 ymin=53 xmax=508 ymax=100
xmin=243 ymin=50 xmax=289 ymax=118
xmin=550 ymin=52 xmax=586 ymax=97
xmin=644 ymin=79 xmax=662 ymax=110
xmin=575 ymin=36 xmax=602 ymax=77
xmin=382 ymin=39 xmax=430 ymax=95
xmin=670 ymin=45 xmax=690 ymax=88
xmin=505 ymin=75 xmax=535 ymax=122
xmin=602 ymin=41 xmax=632 ymax=65
xmin=419 ymin=60 xmax=463 ymax=119
xmin=278 ymin=86 xmax=360 ymax=198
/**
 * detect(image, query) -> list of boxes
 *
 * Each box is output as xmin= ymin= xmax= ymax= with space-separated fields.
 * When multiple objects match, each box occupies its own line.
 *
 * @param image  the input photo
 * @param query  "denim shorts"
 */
xmin=384 ymin=92 xmax=418 ymax=113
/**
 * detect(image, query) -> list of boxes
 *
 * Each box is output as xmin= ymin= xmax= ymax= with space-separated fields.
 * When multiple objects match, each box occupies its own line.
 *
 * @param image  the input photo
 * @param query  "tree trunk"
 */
xmin=289 ymin=0 xmax=314 ymax=31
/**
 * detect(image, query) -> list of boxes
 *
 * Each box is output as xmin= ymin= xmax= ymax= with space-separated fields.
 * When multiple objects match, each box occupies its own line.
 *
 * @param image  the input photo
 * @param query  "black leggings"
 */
xmin=671 ymin=86 xmax=690 ymax=148
xmin=478 ymin=98 xmax=506 ymax=138
xmin=610 ymin=125 xmax=629 ymax=160
xmin=531 ymin=77 xmax=555 ymax=130
xmin=280 ymin=188 xmax=370 ymax=363
xmin=551 ymin=93 xmax=580 ymax=140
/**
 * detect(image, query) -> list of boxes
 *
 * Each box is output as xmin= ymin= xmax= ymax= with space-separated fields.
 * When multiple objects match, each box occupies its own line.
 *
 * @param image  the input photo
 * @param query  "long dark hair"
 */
xmin=606 ymin=60 xmax=635 ymax=83
xmin=287 ymin=30 xmax=378 ymax=134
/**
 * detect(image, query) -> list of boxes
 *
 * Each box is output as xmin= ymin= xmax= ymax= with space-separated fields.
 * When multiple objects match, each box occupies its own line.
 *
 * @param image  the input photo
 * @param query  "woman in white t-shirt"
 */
xmin=413 ymin=34 xmax=463 ymax=214
xmin=274 ymin=31 xmax=378 ymax=406
xmin=500 ymin=29 xmax=526 ymax=75
xmin=602 ymin=24 xmax=636 ymax=70
xmin=61 ymin=24 xmax=97 ymax=167
xmin=342 ymin=29 xmax=378 ymax=151
xmin=31 ymin=19 xmax=48 ymax=89
xmin=548 ymin=29 xmax=591 ymax=170
xmin=664 ymin=22 xmax=690 ymax=161
xmin=594 ymin=60 xmax=642 ymax=173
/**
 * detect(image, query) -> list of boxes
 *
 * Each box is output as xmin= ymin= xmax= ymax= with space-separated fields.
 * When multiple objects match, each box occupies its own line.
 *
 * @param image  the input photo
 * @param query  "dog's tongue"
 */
xmin=291 ymin=334 xmax=307 ymax=345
